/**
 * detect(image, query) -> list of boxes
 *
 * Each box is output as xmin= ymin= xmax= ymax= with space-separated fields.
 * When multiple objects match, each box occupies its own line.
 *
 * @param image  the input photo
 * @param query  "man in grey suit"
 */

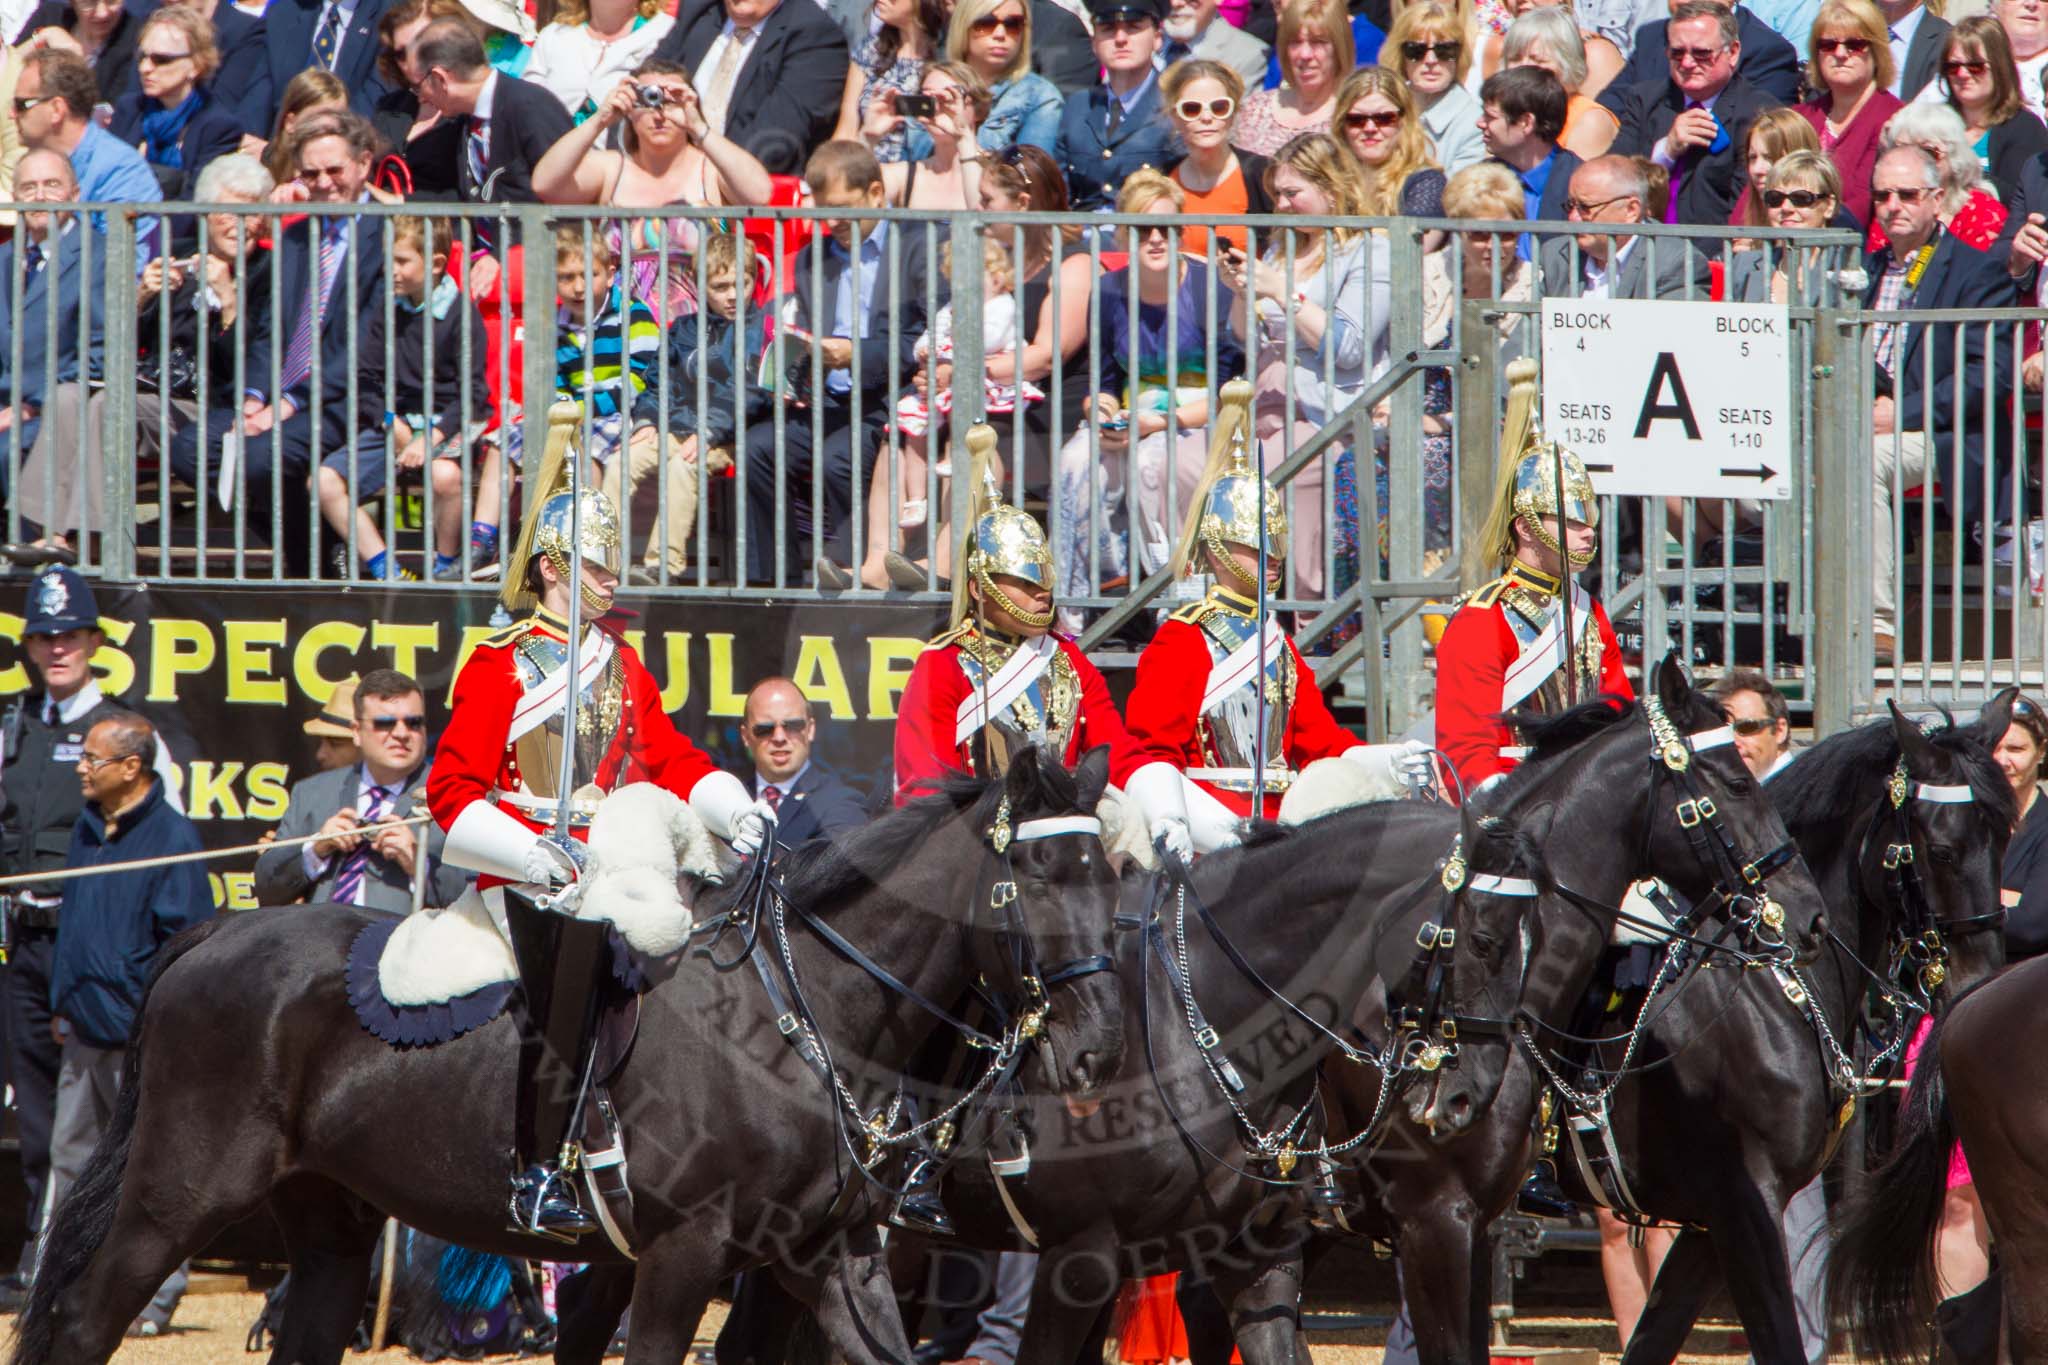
xmin=1162 ymin=0 xmax=1269 ymax=87
xmin=1536 ymin=154 xmax=1713 ymax=300
xmin=255 ymin=668 xmax=466 ymax=910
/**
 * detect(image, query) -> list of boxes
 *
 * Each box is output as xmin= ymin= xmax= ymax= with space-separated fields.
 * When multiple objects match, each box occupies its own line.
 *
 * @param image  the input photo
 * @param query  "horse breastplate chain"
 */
xmin=511 ymin=632 xmax=627 ymax=800
xmin=1197 ymin=608 xmax=1294 ymax=786
xmin=955 ymin=630 xmax=1079 ymax=777
xmin=1503 ymin=588 xmax=1602 ymax=722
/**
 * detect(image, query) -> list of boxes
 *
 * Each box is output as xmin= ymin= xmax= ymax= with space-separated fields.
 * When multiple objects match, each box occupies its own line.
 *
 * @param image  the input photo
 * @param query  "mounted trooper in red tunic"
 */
xmin=1432 ymin=359 xmax=1632 ymax=801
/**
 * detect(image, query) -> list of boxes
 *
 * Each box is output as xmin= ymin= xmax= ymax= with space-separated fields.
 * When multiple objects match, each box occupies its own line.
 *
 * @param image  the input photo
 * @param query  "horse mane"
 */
xmin=1771 ymin=711 xmax=2015 ymax=830
xmin=1506 ymin=694 xmax=1639 ymax=764
xmin=762 ymin=758 xmax=1084 ymax=913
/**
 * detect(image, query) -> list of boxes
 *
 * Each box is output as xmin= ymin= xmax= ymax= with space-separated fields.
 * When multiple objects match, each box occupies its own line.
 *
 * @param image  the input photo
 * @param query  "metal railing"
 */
xmin=2 ymin=199 xmax=2037 ymax=736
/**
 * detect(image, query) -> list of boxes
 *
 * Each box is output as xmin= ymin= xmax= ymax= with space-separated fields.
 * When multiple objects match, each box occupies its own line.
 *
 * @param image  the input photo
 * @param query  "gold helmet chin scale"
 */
xmin=954 ymin=424 xmax=1055 ymax=631
xmin=1483 ymin=359 xmax=1600 ymax=571
xmin=1173 ymin=380 xmax=1284 ymax=589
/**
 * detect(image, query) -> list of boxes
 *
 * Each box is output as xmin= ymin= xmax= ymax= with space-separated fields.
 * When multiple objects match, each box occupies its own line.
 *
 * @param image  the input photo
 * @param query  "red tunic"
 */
xmin=893 ymin=628 xmax=1139 ymax=803
xmin=427 ymin=613 xmax=718 ymax=882
xmin=1123 ymin=617 xmax=1361 ymax=821
xmin=1433 ymin=589 xmax=1630 ymax=800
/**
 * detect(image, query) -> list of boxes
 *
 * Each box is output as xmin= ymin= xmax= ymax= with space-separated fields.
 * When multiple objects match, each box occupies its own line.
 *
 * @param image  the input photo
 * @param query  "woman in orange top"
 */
xmin=1165 ymin=59 xmax=1273 ymax=256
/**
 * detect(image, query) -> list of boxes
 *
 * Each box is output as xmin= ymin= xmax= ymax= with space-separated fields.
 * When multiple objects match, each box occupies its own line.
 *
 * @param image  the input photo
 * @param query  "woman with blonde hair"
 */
xmin=1793 ymin=0 xmax=1900 ymax=224
xmin=1730 ymin=105 xmax=1822 ymax=227
xmin=1385 ymin=0 xmax=1486 ymax=170
xmin=109 ymin=6 xmax=240 ymax=196
xmin=1728 ymin=149 xmax=1844 ymax=303
xmin=527 ymin=0 xmax=674 ymax=121
xmin=1875 ymin=101 xmax=2008 ymax=249
xmin=263 ymin=68 xmax=350 ymax=184
xmin=1218 ymin=132 xmax=1386 ymax=595
xmin=1932 ymin=16 xmax=2048 ymax=208
xmin=1164 ymin=58 xmax=1274 ymax=251
xmin=945 ymin=0 xmax=1062 ymax=153
xmin=1501 ymin=6 xmax=1616 ymax=158
xmin=1236 ymin=0 xmax=1356 ymax=153
xmin=1333 ymin=65 xmax=1445 ymax=214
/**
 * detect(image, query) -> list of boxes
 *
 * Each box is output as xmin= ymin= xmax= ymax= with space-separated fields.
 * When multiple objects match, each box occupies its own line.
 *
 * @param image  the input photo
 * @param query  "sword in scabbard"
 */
xmin=555 ymin=431 xmax=583 ymax=847
xmin=1252 ymin=426 xmax=1270 ymax=816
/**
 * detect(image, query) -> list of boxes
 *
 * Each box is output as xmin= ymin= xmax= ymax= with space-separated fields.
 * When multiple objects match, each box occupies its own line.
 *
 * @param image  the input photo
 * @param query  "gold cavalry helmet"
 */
xmin=1481 ymin=358 xmax=1599 ymax=569
xmin=953 ymin=424 xmax=1056 ymax=630
xmin=1172 ymin=380 xmax=1285 ymax=586
xmin=502 ymin=401 xmax=624 ymax=612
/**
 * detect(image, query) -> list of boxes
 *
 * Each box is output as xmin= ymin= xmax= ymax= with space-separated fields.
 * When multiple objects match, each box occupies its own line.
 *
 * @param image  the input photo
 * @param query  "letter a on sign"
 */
xmin=1633 ymin=352 xmax=1702 ymax=440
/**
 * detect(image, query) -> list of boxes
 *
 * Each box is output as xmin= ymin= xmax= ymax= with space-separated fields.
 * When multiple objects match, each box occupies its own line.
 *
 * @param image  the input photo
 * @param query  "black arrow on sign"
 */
xmin=1583 ymin=462 xmax=1616 ymax=473
xmin=1718 ymin=463 xmax=1780 ymax=481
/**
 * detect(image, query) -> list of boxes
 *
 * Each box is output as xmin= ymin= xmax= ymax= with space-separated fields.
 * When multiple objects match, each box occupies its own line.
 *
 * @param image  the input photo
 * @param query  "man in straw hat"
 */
xmin=1120 ymin=382 xmax=1424 ymax=861
xmin=1433 ymin=358 xmax=1630 ymax=801
xmin=427 ymin=405 xmax=775 ymax=1240
xmin=894 ymin=424 xmax=1141 ymax=803
xmin=302 ymin=676 xmax=362 ymax=773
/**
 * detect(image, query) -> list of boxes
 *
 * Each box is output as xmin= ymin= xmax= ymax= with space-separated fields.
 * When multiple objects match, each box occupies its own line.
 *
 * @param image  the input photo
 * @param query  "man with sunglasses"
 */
xmin=1597 ymin=0 xmax=1799 ymax=107
xmin=255 ymin=668 xmax=466 ymax=911
xmin=1707 ymin=667 xmax=1793 ymax=779
xmin=735 ymin=677 xmax=866 ymax=850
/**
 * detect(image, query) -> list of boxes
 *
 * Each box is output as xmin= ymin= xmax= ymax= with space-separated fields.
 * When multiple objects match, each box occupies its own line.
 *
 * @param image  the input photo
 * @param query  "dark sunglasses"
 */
xmin=995 ymin=142 xmax=1034 ymax=186
xmin=2015 ymin=695 xmax=2042 ymax=716
xmin=136 ymin=48 xmax=192 ymax=65
xmin=1871 ymin=185 xmax=1931 ymax=203
xmin=1727 ymin=716 xmax=1779 ymax=736
xmin=1943 ymin=57 xmax=1991 ymax=75
xmin=1345 ymin=108 xmax=1403 ymax=129
xmin=750 ymin=718 xmax=810 ymax=738
xmin=1762 ymin=188 xmax=1827 ymax=208
xmin=1815 ymin=35 xmax=1871 ymax=54
xmin=1401 ymin=39 xmax=1460 ymax=61
xmin=368 ymin=714 xmax=427 ymax=732
xmin=1176 ymin=96 xmax=1235 ymax=120
xmin=970 ymin=12 xmax=1026 ymax=33
xmin=1667 ymin=43 xmax=1726 ymax=64
xmin=11 ymin=95 xmax=50 ymax=114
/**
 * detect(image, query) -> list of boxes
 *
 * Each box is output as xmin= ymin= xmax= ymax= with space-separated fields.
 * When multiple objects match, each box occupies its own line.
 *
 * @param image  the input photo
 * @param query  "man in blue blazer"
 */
xmin=1054 ymin=0 xmax=1177 ymax=211
xmin=0 ymin=151 xmax=105 ymax=495
xmin=734 ymin=678 xmax=868 ymax=856
xmin=1596 ymin=0 xmax=1801 ymax=108
xmin=258 ymin=0 xmax=398 ymax=129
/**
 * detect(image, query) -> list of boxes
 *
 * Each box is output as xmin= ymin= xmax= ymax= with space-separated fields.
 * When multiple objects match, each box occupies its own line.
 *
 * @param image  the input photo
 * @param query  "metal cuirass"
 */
xmin=1501 ymin=586 xmax=1603 ymax=724
xmin=1194 ymin=608 xmax=1294 ymax=791
xmin=955 ymin=631 xmax=1079 ymax=777
xmin=510 ymin=631 xmax=627 ymax=802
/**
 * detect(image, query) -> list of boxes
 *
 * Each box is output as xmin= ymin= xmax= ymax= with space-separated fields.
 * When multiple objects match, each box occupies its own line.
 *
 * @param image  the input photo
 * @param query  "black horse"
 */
xmin=1306 ymin=654 xmax=1837 ymax=1365
xmin=13 ymin=748 xmax=1125 ymax=1365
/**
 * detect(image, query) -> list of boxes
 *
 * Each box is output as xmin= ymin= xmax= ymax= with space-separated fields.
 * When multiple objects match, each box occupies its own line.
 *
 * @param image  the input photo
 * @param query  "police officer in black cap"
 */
xmin=0 ymin=567 xmax=173 ymax=1301
xmin=1052 ymin=0 xmax=1177 ymax=210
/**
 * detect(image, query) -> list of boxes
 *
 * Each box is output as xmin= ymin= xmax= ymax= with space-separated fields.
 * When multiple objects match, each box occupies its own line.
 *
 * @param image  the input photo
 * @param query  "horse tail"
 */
xmin=11 ymin=915 xmax=229 ymax=1365
xmin=1828 ymin=1012 xmax=1957 ymax=1365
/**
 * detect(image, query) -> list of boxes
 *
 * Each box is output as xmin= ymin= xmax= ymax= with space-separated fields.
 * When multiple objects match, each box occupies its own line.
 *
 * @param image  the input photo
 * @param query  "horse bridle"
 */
xmin=972 ymin=796 xmax=1118 ymax=1033
xmin=1392 ymin=837 xmax=1538 ymax=1075
xmin=1863 ymin=757 xmax=2004 ymax=1008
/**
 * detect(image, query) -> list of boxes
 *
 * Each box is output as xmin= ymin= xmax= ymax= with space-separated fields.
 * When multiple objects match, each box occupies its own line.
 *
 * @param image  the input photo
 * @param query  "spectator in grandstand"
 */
xmin=947 ymin=0 xmax=1064 ymax=155
xmin=1051 ymin=170 xmax=1242 ymax=622
xmin=1479 ymin=63 xmax=1579 ymax=229
xmin=1221 ymin=132 xmax=1381 ymax=597
xmin=262 ymin=66 xmax=349 ymax=183
xmin=555 ymin=225 xmax=661 ymax=470
xmin=108 ymin=7 xmax=242 ymax=198
xmin=1877 ymin=102 xmax=2007 ymax=250
xmin=1729 ymin=148 xmax=1844 ymax=301
xmin=652 ymin=0 xmax=851 ymax=174
xmin=1866 ymin=143 xmax=2017 ymax=662
xmin=1504 ymin=7 xmax=1619 ymax=159
xmin=360 ymin=0 xmax=455 ymax=187
xmin=411 ymin=18 xmax=572 ymax=204
xmin=1995 ymin=0 xmax=2048 ymax=126
xmin=12 ymin=50 xmax=162 ymax=224
xmin=15 ymin=0 xmax=143 ymax=106
xmin=1567 ymin=0 xmax=1648 ymax=96
xmin=1930 ymin=17 xmax=2048 ymax=212
xmin=1608 ymin=1 xmax=1781 ymax=224
xmin=1884 ymin=0 xmax=1948 ymax=99
xmin=1598 ymin=0 xmax=1801 ymax=105
xmin=1537 ymin=152 xmax=1715 ymax=293
xmin=259 ymin=0 xmax=400 ymax=127
xmin=313 ymin=215 xmax=491 ymax=582
xmin=873 ymin=61 xmax=993 ymax=209
xmin=527 ymin=0 xmax=674 ymax=123
xmin=1166 ymin=59 xmax=1273 ymax=253
xmin=0 ymin=150 xmax=103 ymax=519
xmin=1707 ymin=667 xmax=1794 ymax=778
xmin=1161 ymin=0 xmax=1270 ymax=87
xmin=735 ymin=677 xmax=868 ymax=846
xmin=832 ymin=0 xmax=941 ymax=163
xmin=161 ymin=0 xmax=270 ymax=134
xmin=1728 ymin=103 xmax=1821 ymax=228
xmin=1792 ymin=0 xmax=1899 ymax=226
xmin=302 ymin=676 xmax=364 ymax=774
xmin=746 ymin=140 xmax=937 ymax=585
xmin=1385 ymin=1 xmax=1486 ymax=173
xmin=616 ymin=229 xmax=760 ymax=585
xmin=1053 ymin=0 xmax=1175 ymax=210
xmin=169 ymin=111 xmax=389 ymax=577
xmin=1235 ymin=0 xmax=1353 ymax=153
xmin=1336 ymin=64 xmax=1446 ymax=215
xmin=1998 ymin=694 xmax=2048 ymax=950
xmin=256 ymin=669 xmax=464 ymax=908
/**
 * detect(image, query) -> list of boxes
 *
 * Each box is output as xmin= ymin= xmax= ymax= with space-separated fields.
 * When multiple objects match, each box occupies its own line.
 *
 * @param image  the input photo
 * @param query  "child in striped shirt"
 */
xmin=553 ymin=225 xmax=660 ymax=468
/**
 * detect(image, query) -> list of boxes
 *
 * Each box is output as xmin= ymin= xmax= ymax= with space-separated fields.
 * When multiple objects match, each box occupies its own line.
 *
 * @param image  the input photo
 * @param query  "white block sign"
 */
xmin=1538 ymin=297 xmax=1792 ymax=502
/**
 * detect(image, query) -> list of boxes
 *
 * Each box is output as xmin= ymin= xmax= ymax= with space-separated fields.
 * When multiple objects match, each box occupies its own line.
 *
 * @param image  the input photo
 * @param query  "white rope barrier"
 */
xmin=0 ymin=813 xmax=437 ymax=889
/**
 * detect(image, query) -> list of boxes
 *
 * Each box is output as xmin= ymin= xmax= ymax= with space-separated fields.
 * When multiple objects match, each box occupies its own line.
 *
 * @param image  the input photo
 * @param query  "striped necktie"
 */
xmin=332 ymin=783 xmax=393 ymax=905
xmin=280 ymin=222 xmax=343 ymax=394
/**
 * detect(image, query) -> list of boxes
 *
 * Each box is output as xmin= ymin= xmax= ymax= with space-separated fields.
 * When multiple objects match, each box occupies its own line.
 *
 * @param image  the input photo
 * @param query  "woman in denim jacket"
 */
xmin=901 ymin=0 xmax=1064 ymax=158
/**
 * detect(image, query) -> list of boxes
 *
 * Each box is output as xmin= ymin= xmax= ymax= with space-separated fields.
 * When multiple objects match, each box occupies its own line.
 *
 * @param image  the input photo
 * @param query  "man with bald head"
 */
xmin=736 ymin=677 xmax=867 ymax=851
xmin=1536 ymin=153 xmax=1712 ymax=299
xmin=0 ymin=148 xmax=105 ymax=506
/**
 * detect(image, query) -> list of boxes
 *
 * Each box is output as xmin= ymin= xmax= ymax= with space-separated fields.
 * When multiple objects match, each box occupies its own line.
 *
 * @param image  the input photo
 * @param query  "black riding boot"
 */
xmin=503 ymin=886 xmax=611 ymax=1243
xmin=1935 ymin=1274 xmax=2002 ymax=1365
xmin=1517 ymin=1160 xmax=1576 ymax=1218
xmin=890 ymin=1152 xmax=956 ymax=1236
